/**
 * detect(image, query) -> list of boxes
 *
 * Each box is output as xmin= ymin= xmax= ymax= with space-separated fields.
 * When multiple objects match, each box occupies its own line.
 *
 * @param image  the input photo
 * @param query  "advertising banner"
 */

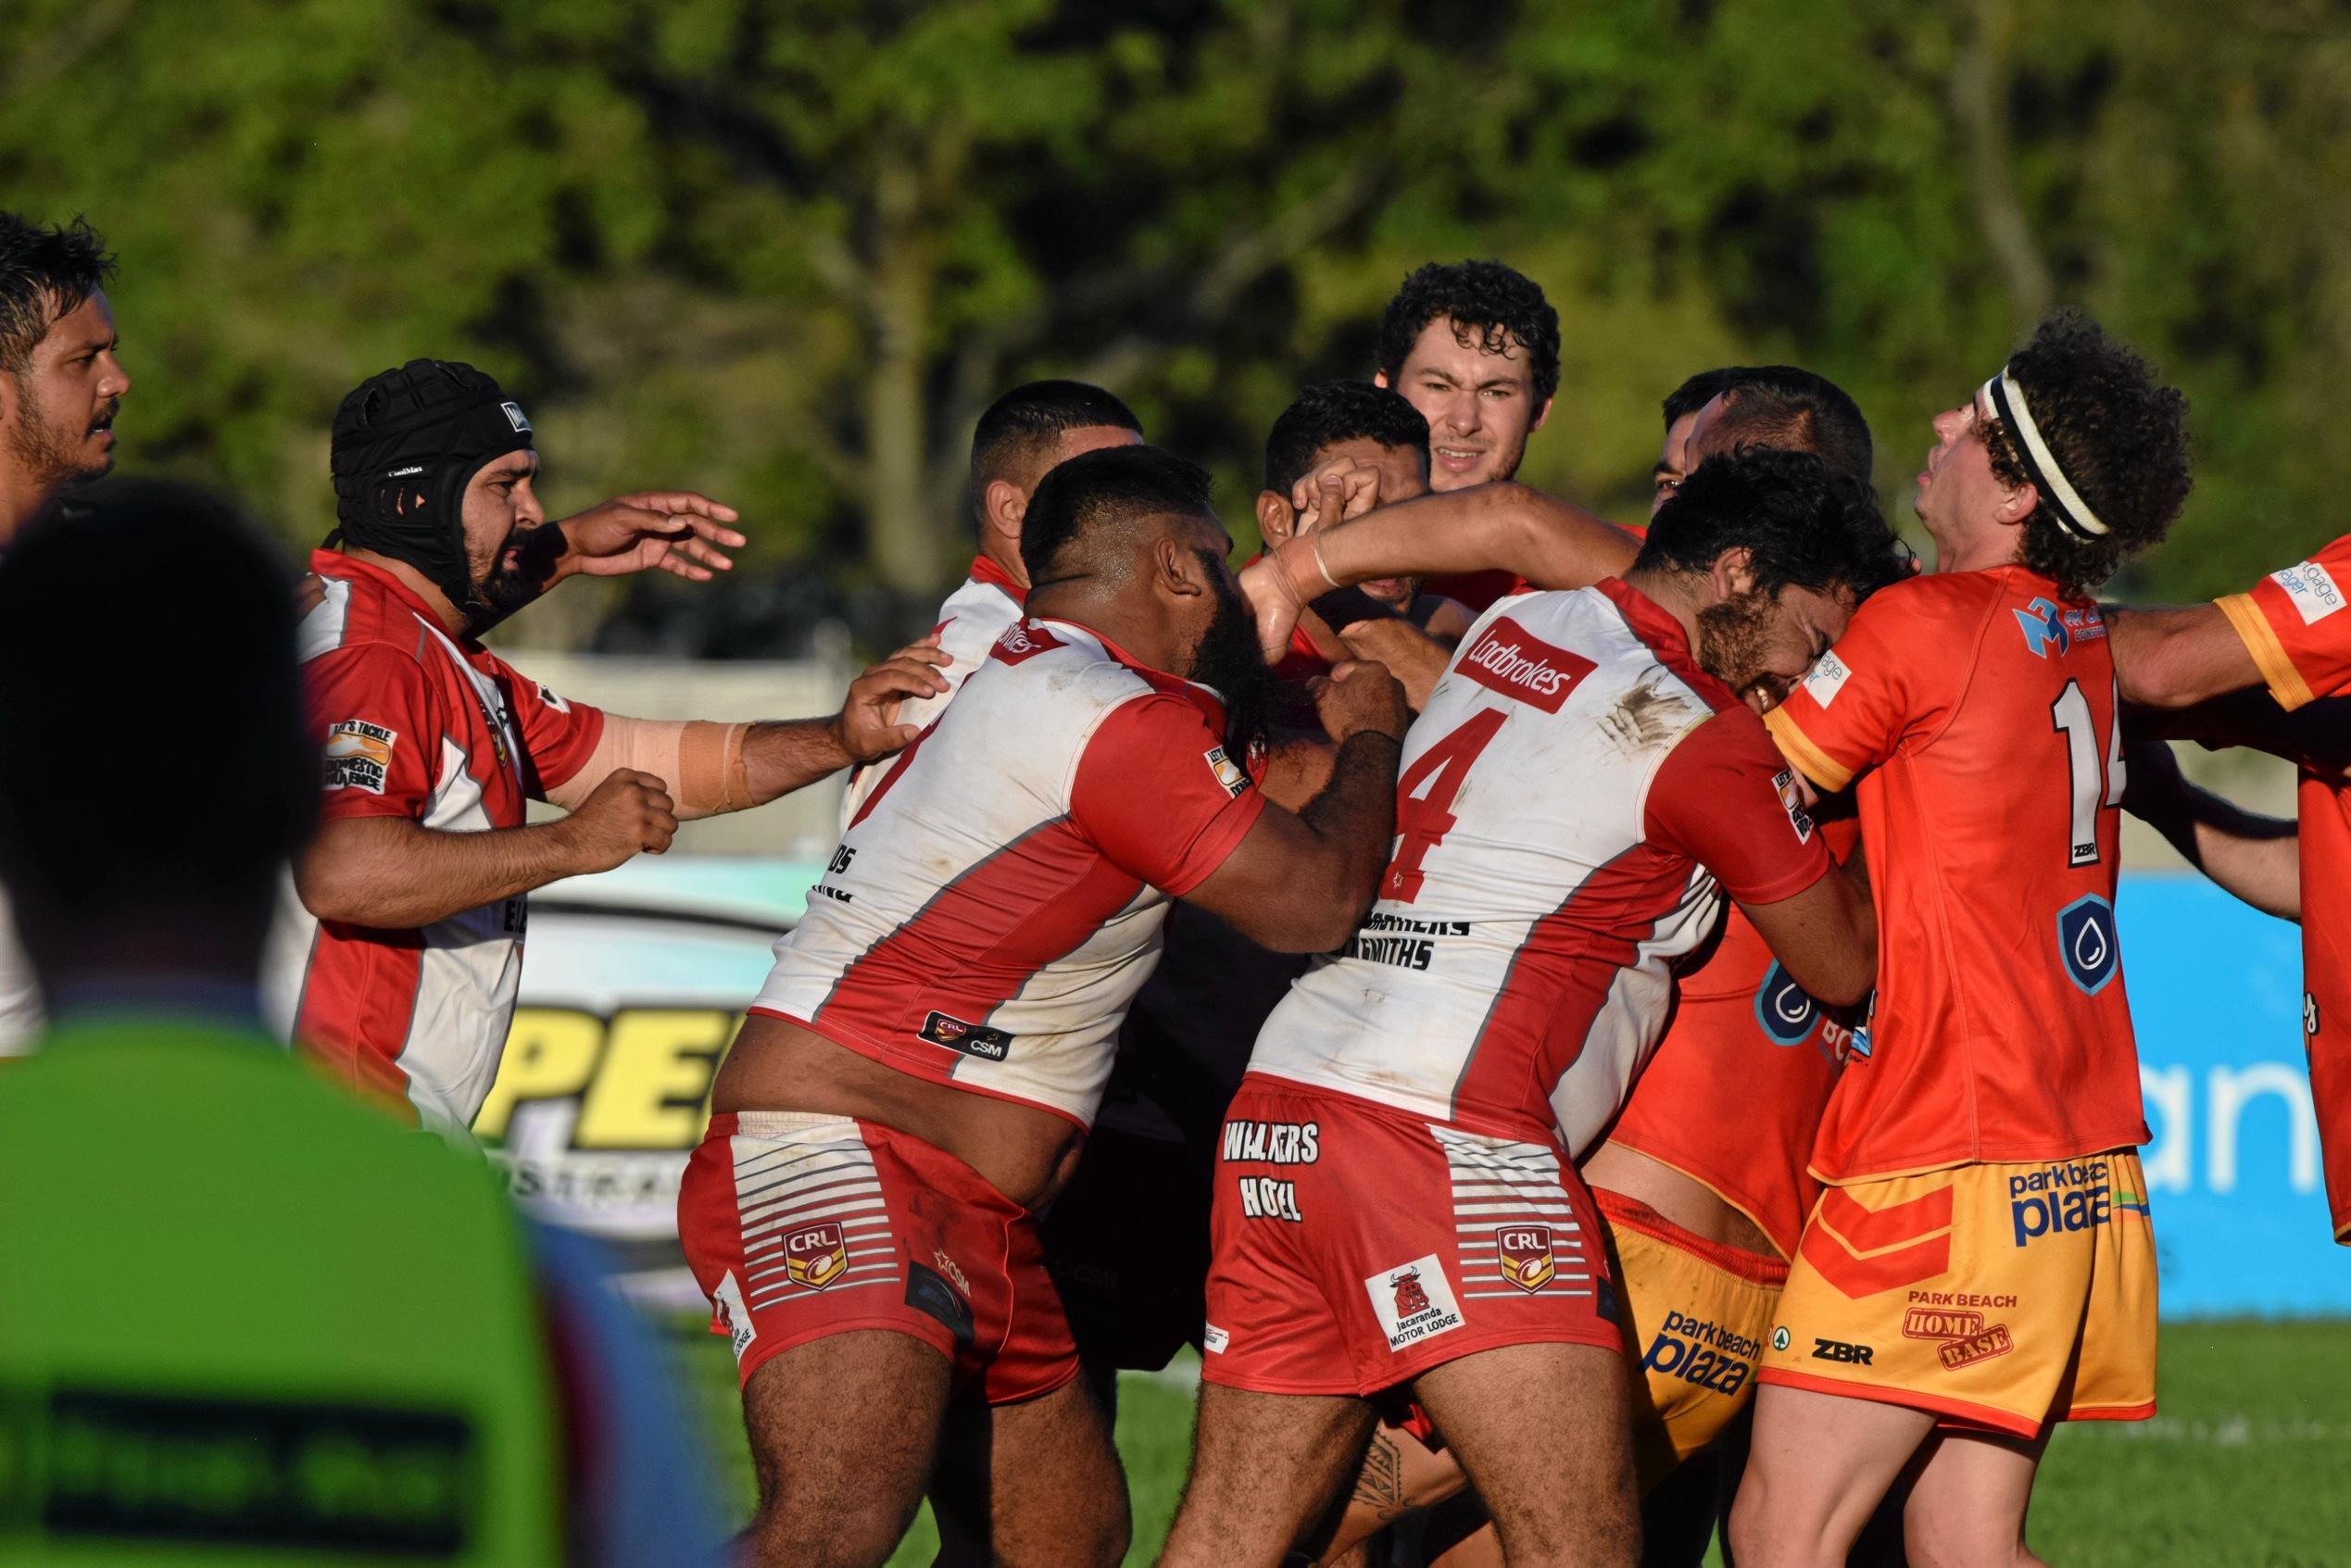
xmin=478 ymin=862 xmax=2351 ymax=1315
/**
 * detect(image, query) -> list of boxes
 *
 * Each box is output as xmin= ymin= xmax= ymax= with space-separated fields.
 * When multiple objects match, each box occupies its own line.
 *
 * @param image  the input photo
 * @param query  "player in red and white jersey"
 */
xmin=685 ymin=445 xmax=1407 ymax=1568
xmin=266 ymin=359 xmax=945 ymax=1135
xmin=1161 ymin=449 xmax=1900 ymax=1568
xmin=1732 ymin=316 xmax=2193 ymax=1568
xmin=840 ymin=380 xmax=1142 ymax=822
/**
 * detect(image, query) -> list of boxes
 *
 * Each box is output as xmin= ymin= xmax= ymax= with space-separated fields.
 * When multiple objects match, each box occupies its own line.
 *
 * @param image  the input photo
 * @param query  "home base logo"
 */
xmin=1364 ymin=1253 xmax=1465 ymax=1351
xmin=1936 ymin=1323 xmax=2014 ymax=1370
xmin=1496 ymin=1226 xmax=1555 ymax=1292
xmin=784 ymin=1222 xmax=849 ymax=1290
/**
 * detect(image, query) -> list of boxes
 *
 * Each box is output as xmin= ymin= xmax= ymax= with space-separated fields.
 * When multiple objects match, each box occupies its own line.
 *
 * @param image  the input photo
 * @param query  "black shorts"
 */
xmin=1042 ymin=1123 xmax=1215 ymax=1371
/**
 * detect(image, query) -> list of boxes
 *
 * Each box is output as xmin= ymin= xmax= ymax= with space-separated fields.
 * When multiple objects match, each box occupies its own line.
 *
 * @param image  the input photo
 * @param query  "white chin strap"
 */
xmin=1981 ymin=370 xmax=2108 ymax=539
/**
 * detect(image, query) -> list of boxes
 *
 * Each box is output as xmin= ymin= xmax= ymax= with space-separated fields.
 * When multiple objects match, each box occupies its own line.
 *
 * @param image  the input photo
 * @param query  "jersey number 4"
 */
xmin=2050 ymin=678 xmax=2125 ymax=868
xmin=1386 ymin=708 xmax=1507 ymax=903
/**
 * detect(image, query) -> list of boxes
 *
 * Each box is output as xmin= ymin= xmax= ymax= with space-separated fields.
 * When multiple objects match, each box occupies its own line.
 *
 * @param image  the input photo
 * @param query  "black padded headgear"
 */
xmin=328 ymin=359 xmax=534 ymax=616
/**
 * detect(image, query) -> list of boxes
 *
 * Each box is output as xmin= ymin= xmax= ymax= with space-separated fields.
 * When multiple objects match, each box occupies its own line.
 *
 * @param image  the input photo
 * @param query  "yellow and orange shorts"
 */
xmin=1757 ymin=1149 xmax=2156 ymax=1437
xmin=1596 ymin=1189 xmax=1788 ymax=1488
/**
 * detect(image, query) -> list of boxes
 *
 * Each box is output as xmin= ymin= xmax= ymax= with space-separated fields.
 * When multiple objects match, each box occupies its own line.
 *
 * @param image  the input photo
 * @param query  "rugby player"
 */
xmin=841 ymin=379 xmax=1142 ymax=820
xmin=0 ymin=212 xmax=127 ymax=1056
xmin=264 ymin=358 xmax=949 ymax=1135
xmin=1166 ymin=448 xmax=1903 ymax=1568
xmin=681 ymin=445 xmax=1408 ymax=1568
xmin=1731 ymin=314 xmax=2191 ymax=1567
xmin=1374 ymin=259 xmax=1561 ymax=611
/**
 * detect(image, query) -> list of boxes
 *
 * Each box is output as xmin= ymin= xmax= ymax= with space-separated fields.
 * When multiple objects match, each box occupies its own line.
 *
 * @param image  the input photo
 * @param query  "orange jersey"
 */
xmin=1764 ymin=566 xmax=2147 ymax=1182
xmin=2217 ymin=540 xmax=2351 ymax=1241
xmin=1606 ymin=817 xmax=1861 ymax=1257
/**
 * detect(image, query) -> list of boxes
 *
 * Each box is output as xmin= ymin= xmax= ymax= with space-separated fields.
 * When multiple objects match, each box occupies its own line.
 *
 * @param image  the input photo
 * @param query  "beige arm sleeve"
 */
xmin=543 ymin=715 xmax=752 ymax=820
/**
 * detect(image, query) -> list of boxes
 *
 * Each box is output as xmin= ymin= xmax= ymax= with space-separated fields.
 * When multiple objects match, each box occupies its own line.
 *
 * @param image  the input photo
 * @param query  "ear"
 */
xmin=1372 ymin=369 xmax=1392 ymax=390
xmin=1155 ymin=535 xmax=1209 ymax=600
xmin=1993 ymin=481 xmax=2040 ymax=532
xmin=1529 ymin=394 xmax=1554 ymax=433
xmin=1708 ymin=546 xmax=1756 ymax=601
xmin=983 ymin=479 xmax=1026 ymax=546
xmin=1255 ymin=490 xmax=1295 ymax=546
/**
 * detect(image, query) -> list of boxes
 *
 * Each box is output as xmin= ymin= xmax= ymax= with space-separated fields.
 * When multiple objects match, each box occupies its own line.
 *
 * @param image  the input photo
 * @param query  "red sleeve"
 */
xmin=1644 ymin=709 xmax=1829 ymax=906
xmin=307 ymin=645 xmax=440 ymax=822
xmin=1763 ymin=580 xmax=1959 ymax=794
xmin=2216 ymin=534 xmax=2351 ymax=711
xmin=1070 ymin=693 xmax=1270 ymax=896
xmin=489 ymin=656 xmax=607 ymax=797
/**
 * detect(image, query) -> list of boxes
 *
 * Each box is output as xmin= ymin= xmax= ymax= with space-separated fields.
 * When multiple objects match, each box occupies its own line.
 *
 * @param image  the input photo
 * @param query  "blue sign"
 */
xmin=2121 ymin=872 xmax=2351 ymax=1316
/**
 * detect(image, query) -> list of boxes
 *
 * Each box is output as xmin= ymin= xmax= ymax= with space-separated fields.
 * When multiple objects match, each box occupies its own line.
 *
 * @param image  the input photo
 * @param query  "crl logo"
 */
xmin=2016 ymin=596 xmax=2070 ymax=658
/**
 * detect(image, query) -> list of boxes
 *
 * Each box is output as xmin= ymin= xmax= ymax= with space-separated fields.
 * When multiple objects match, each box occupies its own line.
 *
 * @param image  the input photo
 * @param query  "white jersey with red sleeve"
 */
xmin=751 ymin=615 xmax=1268 ymax=1129
xmin=839 ymin=555 xmax=1026 ymax=826
xmin=1248 ymin=580 xmax=1829 ymax=1154
xmin=262 ymin=549 xmax=606 ymax=1134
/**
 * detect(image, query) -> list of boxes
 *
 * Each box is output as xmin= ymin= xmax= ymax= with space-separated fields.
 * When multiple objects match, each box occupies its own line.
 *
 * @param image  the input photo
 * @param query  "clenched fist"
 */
xmin=558 ymin=768 xmax=678 ymax=872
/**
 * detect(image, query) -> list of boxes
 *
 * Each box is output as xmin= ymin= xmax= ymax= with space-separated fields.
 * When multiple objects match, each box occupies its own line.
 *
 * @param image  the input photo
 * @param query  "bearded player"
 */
xmin=683 ymin=445 xmax=1407 ymax=1568
xmin=1731 ymin=314 xmax=2191 ymax=1567
xmin=1163 ymin=449 xmax=1902 ymax=1568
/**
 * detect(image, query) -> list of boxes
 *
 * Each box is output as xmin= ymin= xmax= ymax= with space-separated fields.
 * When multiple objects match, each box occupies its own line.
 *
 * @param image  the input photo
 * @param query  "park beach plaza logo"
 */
xmin=1456 ymin=617 xmax=1596 ymax=713
xmin=1364 ymin=1253 xmax=1466 ymax=1351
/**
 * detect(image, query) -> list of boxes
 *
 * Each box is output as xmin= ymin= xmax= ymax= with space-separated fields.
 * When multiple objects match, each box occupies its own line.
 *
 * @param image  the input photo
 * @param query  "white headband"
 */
xmin=1980 ymin=370 xmax=2108 ymax=539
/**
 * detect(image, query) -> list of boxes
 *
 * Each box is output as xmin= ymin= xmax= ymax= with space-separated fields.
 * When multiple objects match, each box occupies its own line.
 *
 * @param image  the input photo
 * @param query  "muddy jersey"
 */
xmin=1248 ymin=581 xmax=1829 ymax=1153
xmin=750 ymin=617 xmax=1267 ymax=1129
xmin=263 ymin=551 xmax=606 ymax=1134
xmin=840 ymin=555 xmax=1026 ymax=826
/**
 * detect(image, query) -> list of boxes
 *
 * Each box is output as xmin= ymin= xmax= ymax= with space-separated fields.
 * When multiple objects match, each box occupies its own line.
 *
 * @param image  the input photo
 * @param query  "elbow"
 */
xmin=295 ymin=855 xmax=380 ymax=928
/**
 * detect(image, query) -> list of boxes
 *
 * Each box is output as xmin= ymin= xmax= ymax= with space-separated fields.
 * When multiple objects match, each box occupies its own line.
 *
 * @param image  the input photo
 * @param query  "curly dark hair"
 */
xmin=0 ymin=213 xmax=114 ymax=375
xmin=1263 ymin=381 xmax=1429 ymax=495
xmin=1635 ymin=446 xmax=1909 ymax=604
xmin=1377 ymin=260 xmax=1561 ymax=404
xmin=1981 ymin=311 xmax=2191 ymax=598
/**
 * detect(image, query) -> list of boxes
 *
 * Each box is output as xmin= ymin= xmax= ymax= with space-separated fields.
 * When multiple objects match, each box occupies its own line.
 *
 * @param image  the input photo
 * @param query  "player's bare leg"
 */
xmin=1408 ymin=1341 xmax=1640 ymax=1567
xmin=927 ymin=1374 xmax=1130 ymax=1568
xmin=1728 ymin=1384 xmax=1934 ymax=1568
xmin=1157 ymin=1385 xmax=1376 ymax=1568
xmin=1898 ymin=1427 xmax=2048 ymax=1568
xmin=739 ymin=1329 xmax=952 ymax=1568
xmin=1311 ymin=1418 xmax=1473 ymax=1563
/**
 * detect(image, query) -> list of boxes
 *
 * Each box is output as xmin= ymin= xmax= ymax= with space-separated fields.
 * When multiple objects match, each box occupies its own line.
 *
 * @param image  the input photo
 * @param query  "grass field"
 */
xmin=668 ymin=1318 xmax=2351 ymax=1565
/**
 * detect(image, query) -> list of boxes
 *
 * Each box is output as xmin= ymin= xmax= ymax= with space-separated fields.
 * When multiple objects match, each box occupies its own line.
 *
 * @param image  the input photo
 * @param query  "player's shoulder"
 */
xmin=1854 ymin=569 xmax=2007 ymax=630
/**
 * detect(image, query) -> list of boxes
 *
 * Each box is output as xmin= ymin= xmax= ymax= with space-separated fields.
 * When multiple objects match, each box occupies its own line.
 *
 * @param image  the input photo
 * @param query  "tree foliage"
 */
xmin=2 ymin=0 xmax=2343 ymax=649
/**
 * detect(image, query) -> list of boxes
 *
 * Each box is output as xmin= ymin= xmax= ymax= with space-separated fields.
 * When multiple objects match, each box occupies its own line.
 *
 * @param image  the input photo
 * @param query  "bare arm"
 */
xmin=2106 ymin=603 xmax=2262 ymax=709
xmin=1738 ymin=860 xmax=1878 ymax=1009
xmin=1183 ymin=662 xmax=1407 ymax=952
xmin=2121 ymin=736 xmax=2300 ymax=921
xmin=296 ymin=770 xmax=677 ymax=928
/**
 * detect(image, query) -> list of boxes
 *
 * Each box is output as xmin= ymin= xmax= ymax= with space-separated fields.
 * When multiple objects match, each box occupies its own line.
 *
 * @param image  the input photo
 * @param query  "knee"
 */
xmin=746 ymin=1491 xmax=918 ymax=1568
xmin=1079 ymin=1485 xmax=1132 ymax=1568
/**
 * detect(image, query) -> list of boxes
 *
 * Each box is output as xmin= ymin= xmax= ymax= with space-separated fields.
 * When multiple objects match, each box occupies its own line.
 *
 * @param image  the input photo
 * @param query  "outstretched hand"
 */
xmin=556 ymin=492 xmax=747 ymax=583
xmin=833 ymin=637 xmax=955 ymax=763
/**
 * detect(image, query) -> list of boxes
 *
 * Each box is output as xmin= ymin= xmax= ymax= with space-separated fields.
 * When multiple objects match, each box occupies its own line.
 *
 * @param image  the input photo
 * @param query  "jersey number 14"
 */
xmin=2050 ymin=677 xmax=2125 ymax=868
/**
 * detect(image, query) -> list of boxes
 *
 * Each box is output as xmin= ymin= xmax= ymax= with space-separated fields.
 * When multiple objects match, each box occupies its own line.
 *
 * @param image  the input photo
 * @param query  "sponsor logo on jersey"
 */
xmin=1810 ymin=1336 xmax=1874 ymax=1364
xmin=2056 ymin=895 xmax=2119 ymax=996
xmin=1772 ymin=768 xmax=1816 ymax=843
xmin=1903 ymin=1306 xmax=1985 ymax=1339
xmin=1800 ymin=648 xmax=1852 ymax=707
xmin=1238 ymin=1176 xmax=1304 ymax=1221
xmin=1220 ymin=1119 xmax=1321 ymax=1164
xmin=930 ymin=1248 xmax=972 ymax=1297
xmin=1341 ymin=910 xmax=1468 ymax=972
xmin=2014 ymin=596 xmax=2106 ymax=659
xmin=1641 ymin=1310 xmax=1760 ymax=1394
xmin=1936 ymin=1323 xmax=2014 ymax=1370
xmin=499 ymin=400 xmax=532 ymax=433
xmin=991 ymin=620 xmax=1065 ymax=664
xmin=1753 ymin=960 xmax=1823 ymax=1048
xmin=1364 ymin=1254 xmax=1465 ymax=1351
xmin=919 ymin=1010 xmax=1012 ymax=1060
xmin=535 ymin=683 xmax=570 ymax=712
xmin=1203 ymin=745 xmax=1250 ymax=799
xmin=783 ymin=1222 xmax=849 ymax=1289
xmin=1202 ymin=1323 xmax=1230 ymax=1354
xmin=1456 ymin=617 xmax=1597 ymax=713
xmin=322 ymin=719 xmax=397 ymax=794
xmin=1770 ymin=1325 xmax=1792 ymax=1352
xmin=713 ymin=1270 xmax=756 ymax=1360
xmin=1495 ymin=1226 xmax=1555 ymax=1292
xmin=2270 ymin=560 xmax=2346 ymax=626
xmin=905 ymin=1261 xmax=976 ymax=1344
xmin=2009 ymin=1155 xmax=2147 ymax=1246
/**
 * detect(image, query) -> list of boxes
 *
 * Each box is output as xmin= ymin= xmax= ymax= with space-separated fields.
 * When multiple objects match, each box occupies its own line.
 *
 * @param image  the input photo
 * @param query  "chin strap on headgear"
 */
xmin=328 ymin=358 xmax=534 ymax=616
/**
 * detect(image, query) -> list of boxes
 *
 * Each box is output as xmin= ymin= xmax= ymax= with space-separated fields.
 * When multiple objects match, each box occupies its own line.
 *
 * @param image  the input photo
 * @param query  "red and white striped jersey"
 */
xmin=840 ymin=556 xmax=1025 ymax=825
xmin=262 ymin=549 xmax=606 ymax=1134
xmin=1248 ymin=580 xmax=1829 ymax=1155
xmin=751 ymin=616 xmax=1268 ymax=1129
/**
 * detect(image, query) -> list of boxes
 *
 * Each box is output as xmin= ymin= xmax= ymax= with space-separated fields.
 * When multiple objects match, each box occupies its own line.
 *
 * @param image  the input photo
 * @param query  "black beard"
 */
xmin=1190 ymin=564 xmax=1279 ymax=761
xmin=473 ymin=521 xmax=567 ymax=621
xmin=1694 ymin=589 xmax=1784 ymax=709
xmin=5 ymin=377 xmax=107 ymax=491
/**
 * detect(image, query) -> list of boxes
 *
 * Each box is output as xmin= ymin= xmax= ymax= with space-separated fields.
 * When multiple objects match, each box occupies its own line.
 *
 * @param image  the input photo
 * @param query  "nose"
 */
xmin=100 ymin=353 xmax=130 ymax=401
xmin=1442 ymin=390 xmax=1482 ymax=435
xmin=1930 ymin=406 xmax=1967 ymax=443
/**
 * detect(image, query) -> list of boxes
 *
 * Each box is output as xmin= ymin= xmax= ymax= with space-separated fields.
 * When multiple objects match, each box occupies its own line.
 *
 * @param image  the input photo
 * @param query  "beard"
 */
xmin=1188 ymin=557 xmax=1281 ymax=761
xmin=473 ymin=519 xmax=568 ymax=621
xmin=6 ymin=376 xmax=113 ymax=492
xmin=1694 ymin=589 xmax=1790 ymax=713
